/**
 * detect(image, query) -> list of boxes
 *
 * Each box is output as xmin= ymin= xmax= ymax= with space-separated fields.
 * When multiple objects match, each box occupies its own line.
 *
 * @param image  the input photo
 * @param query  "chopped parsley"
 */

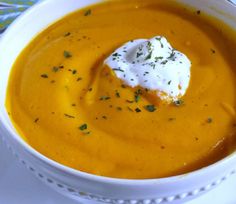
xmin=168 ymin=50 xmax=176 ymax=60
xmin=210 ymin=49 xmax=216 ymax=54
xmin=84 ymin=9 xmax=92 ymax=16
xmin=134 ymin=89 xmax=142 ymax=103
xmin=116 ymin=107 xmax=122 ymax=111
xmin=79 ymin=124 xmax=87 ymax=131
xmin=126 ymin=100 xmax=134 ymax=104
xmin=41 ymin=74 xmax=48 ymax=78
xmin=155 ymin=56 xmax=164 ymax=62
xmin=113 ymin=68 xmax=124 ymax=72
xmin=145 ymin=51 xmax=153 ymax=61
xmin=84 ymin=131 xmax=91 ymax=135
xmin=112 ymin=53 xmax=121 ymax=57
xmin=115 ymin=90 xmax=120 ymax=98
xmin=155 ymin=37 xmax=164 ymax=48
xmin=173 ymin=99 xmax=184 ymax=107
xmin=136 ymin=52 xmax=143 ymax=58
xmin=64 ymin=32 xmax=71 ymax=37
xmin=102 ymin=116 xmax=107 ymax=120
xmin=135 ymin=108 xmax=142 ymax=113
xmin=52 ymin=66 xmax=59 ymax=72
xmin=144 ymin=105 xmax=156 ymax=112
xmin=63 ymin=50 xmax=72 ymax=58
xmin=135 ymin=94 xmax=141 ymax=103
xmin=207 ymin=118 xmax=213 ymax=123
xmin=64 ymin=114 xmax=75 ymax=119
xmin=100 ymin=96 xmax=111 ymax=101
xmin=161 ymin=60 xmax=168 ymax=65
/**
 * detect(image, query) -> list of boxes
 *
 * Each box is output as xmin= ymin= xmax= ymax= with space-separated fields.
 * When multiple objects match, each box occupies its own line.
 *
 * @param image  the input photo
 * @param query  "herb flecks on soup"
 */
xmin=6 ymin=0 xmax=236 ymax=179
xmin=105 ymin=36 xmax=191 ymax=103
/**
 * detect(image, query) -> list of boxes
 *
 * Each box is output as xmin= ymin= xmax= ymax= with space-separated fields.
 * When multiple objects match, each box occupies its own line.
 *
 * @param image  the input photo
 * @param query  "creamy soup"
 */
xmin=6 ymin=0 xmax=236 ymax=179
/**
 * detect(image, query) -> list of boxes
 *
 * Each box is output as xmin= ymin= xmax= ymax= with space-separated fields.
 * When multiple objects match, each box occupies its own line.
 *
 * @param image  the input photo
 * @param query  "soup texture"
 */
xmin=6 ymin=0 xmax=236 ymax=179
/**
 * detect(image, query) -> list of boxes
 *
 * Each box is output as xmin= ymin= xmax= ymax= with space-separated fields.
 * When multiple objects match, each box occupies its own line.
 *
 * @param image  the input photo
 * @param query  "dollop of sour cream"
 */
xmin=104 ymin=36 xmax=191 ymax=102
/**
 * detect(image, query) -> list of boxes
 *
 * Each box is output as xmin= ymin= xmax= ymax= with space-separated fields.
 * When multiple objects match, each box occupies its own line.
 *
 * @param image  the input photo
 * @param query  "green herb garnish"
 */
xmin=207 ymin=118 xmax=213 ymax=123
xmin=161 ymin=60 xmax=168 ymax=65
xmin=135 ymin=108 xmax=142 ymax=113
xmin=64 ymin=32 xmax=71 ymax=37
xmin=173 ymin=99 xmax=184 ymax=107
xmin=84 ymin=131 xmax=91 ymax=135
xmin=52 ymin=66 xmax=59 ymax=72
xmin=102 ymin=116 xmax=107 ymax=119
xmin=135 ymin=94 xmax=140 ymax=103
xmin=84 ymin=9 xmax=92 ymax=16
xmin=63 ymin=50 xmax=72 ymax=58
xmin=155 ymin=56 xmax=163 ymax=62
xmin=115 ymin=90 xmax=120 ymax=98
xmin=168 ymin=50 xmax=175 ymax=60
xmin=79 ymin=124 xmax=88 ymax=131
xmin=64 ymin=114 xmax=75 ymax=119
xmin=113 ymin=68 xmax=124 ymax=72
xmin=117 ymin=107 xmax=122 ymax=111
xmin=126 ymin=100 xmax=134 ymax=104
xmin=41 ymin=74 xmax=48 ymax=78
xmin=144 ymin=105 xmax=156 ymax=112
xmin=145 ymin=51 xmax=153 ymax=61
xmin=134 ymin=93 xmax=141 ymax=102
xmin=155 ymin=37 xmax=164 ymax=48
xmin=112 ymin=53 xmax=121 ymax=57
xmin=100 ymin=96 xmax=111 ymax=101
xmin=134 ymin=89 xmax=142 ymax=103
xmin=136 ymin=52 xmax=143 ymax=58
xmin=210 ymin=49 xmax=216 ymax=54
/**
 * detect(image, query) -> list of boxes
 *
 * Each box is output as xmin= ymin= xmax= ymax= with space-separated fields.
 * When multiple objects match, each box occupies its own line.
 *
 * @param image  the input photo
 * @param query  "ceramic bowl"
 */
xmin=0 ymin=0 xmax=236 ymax=203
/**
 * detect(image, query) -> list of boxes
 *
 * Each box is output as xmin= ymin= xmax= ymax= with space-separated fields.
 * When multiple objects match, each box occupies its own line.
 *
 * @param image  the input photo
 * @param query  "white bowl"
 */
xmin=0 ymin=0 xmax=236 ymax=203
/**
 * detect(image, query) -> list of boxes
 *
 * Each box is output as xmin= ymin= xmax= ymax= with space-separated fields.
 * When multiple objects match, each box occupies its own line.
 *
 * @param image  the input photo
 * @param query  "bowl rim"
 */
xmin=1 ymin=0 xmax=236 ymax=186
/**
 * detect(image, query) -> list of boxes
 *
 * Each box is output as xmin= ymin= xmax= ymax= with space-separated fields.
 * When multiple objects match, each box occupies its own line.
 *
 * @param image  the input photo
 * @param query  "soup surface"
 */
xmin=6 ymin=0 xmax=236 ymax=179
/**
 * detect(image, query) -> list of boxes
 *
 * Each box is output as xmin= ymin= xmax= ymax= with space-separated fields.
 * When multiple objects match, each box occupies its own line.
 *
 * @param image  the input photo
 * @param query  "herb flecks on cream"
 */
xmin=105 ymin=36 xmax=191 ymax=102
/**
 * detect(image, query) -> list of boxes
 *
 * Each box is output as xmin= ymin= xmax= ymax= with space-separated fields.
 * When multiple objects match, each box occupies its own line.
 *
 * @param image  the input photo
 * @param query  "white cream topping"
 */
xmin=104 ymin=36 xmax=191 ymax=102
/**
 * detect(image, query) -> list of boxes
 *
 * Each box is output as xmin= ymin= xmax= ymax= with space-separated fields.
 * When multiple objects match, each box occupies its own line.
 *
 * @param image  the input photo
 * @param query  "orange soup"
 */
xmin=6 ymin=0 xmax=236 ymax=179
